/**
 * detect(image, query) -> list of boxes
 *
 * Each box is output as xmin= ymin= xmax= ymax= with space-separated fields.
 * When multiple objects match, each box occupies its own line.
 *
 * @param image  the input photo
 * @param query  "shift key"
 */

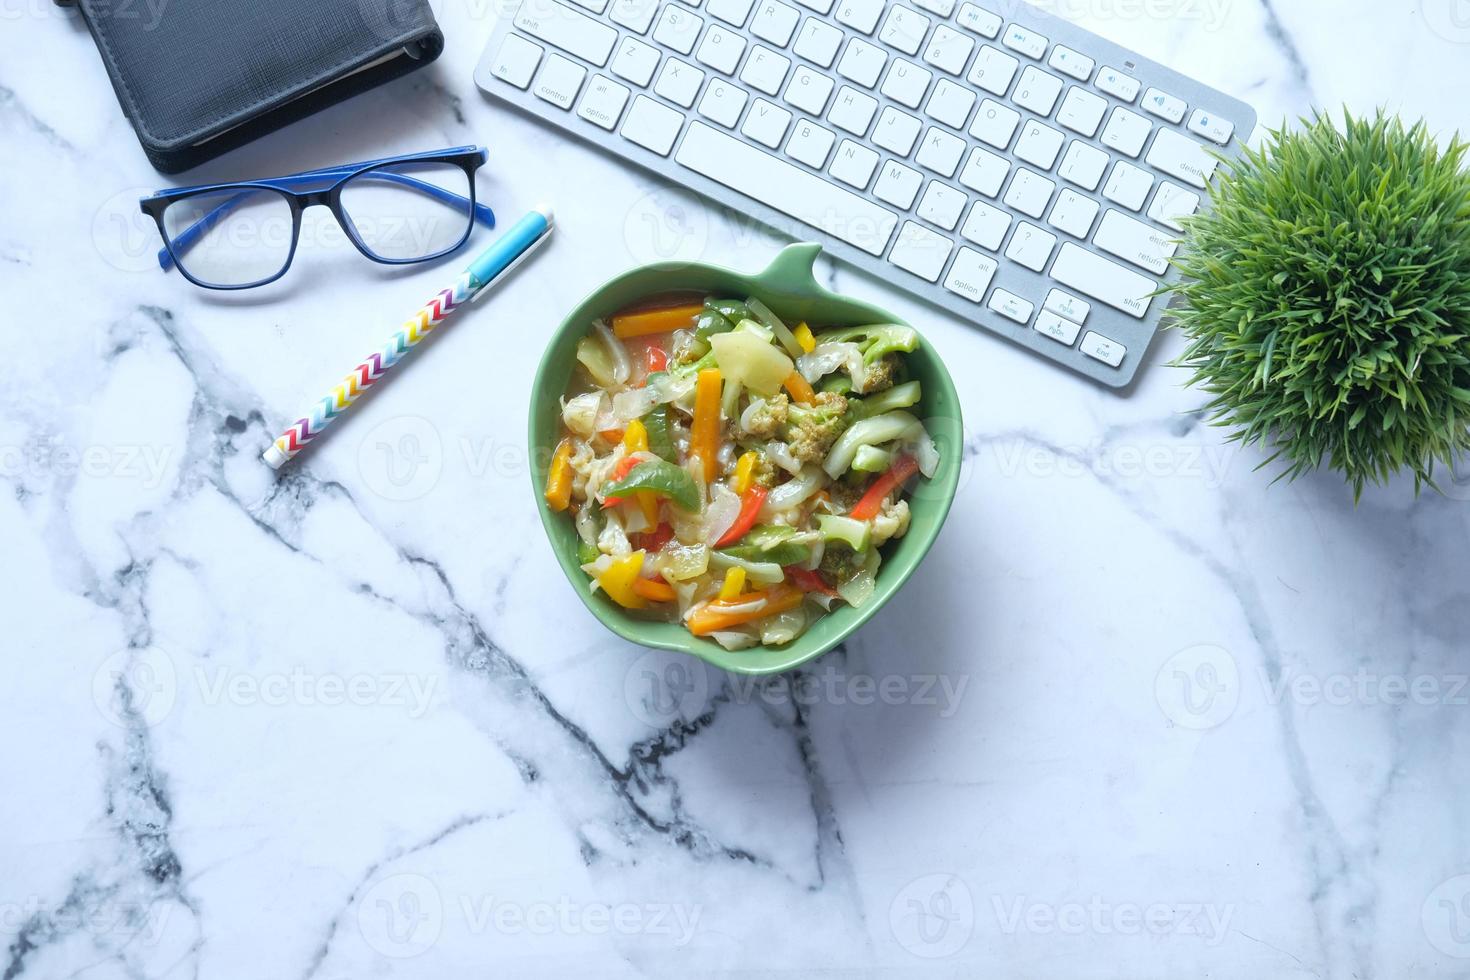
xmin=1050 ymin=243 xmax=1157 ymax=319
xmin=515 ymin=0 xmax=618 ymax=66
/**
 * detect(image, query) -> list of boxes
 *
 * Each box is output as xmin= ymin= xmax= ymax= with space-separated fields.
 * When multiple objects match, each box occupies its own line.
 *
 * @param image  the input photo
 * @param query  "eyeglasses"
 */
xmin=139 ymin=146 xmax=494 ymax=290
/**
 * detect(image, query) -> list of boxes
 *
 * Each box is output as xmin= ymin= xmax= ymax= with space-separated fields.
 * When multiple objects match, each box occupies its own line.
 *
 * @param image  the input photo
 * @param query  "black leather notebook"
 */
xmin=61 ymin=0 xmax=444 ymax=173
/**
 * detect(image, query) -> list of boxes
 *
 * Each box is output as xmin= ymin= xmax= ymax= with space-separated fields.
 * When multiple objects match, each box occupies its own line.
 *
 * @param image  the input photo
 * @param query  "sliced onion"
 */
xmin=759 ymin=606 xmax=807 ymax=645
xmin=710 ymin=629 xmax=758 ymax=651
xmin=740 ymin=397 xmax=769 ymax=435
xmin=837 ymin=568 xmax=875 ymax=607
xmin=903 ymin=421 xmax=942 ymax=478
xmin=704 ymin=482 xmax=741 ymax=545
xmin=759 ymin=464 xmax=826 ymax=517
xmin=574 ymin=503 xmax=599 ymax=546
xmin=708 ymin=551 xmax=785 ymax=586
xmin=594 ymin=319 xmax=630 ymax=385
xmin=745 ymin=296 xmax=803 ymax=357
xmin=797 ymin=342 xmax=863 ymax=384
xmin=765 ymin=441 xmax=801 ymax=475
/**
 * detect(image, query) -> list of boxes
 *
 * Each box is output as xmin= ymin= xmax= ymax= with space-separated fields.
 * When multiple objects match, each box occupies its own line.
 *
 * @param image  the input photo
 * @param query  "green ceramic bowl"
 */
xmin=529 ymin=243 xmax=963 ymax=675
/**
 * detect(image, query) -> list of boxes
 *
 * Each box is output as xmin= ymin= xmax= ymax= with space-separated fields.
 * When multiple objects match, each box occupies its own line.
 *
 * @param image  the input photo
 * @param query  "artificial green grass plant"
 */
xmin=1168 ymin=110 xmax=1470 ymax=499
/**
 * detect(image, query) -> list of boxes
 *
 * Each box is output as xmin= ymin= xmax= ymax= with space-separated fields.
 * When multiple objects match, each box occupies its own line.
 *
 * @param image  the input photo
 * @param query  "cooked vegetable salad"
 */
xmin=545 ymin=295 xmax=940 ymax=650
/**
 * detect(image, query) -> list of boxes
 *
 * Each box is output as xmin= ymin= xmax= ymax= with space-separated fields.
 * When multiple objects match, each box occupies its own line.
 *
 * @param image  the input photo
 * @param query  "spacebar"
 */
xmin=674 ymin=122 xmax=899 ymax=257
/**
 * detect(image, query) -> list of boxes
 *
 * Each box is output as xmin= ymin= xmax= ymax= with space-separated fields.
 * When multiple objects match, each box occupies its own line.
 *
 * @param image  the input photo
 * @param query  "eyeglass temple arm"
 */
xmin=157 ymin=167 xmax=495 ymax=271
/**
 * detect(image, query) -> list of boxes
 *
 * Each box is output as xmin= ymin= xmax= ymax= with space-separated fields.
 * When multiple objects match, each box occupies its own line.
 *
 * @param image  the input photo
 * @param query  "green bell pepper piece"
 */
xmin=602 ymin=459 xmax=701 ymax=511
xmin=694 ymin=309 xmax=736 ymax=341
xmin=705 ymin=298 xmax=752 ymax=323
xmin=577 ymin=540 xmax=601 ymax=564
xmin=641 ymin=405 xmax=677 ymax=460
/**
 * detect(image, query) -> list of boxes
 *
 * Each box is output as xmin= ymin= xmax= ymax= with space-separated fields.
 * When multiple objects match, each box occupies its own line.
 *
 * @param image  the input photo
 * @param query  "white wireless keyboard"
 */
xmin=475 ymin=0 xmax=1255 ymax=387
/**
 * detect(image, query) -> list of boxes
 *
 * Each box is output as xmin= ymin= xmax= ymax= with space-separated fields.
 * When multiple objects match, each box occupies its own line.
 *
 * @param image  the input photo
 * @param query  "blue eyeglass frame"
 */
xmin=138 ymin=146 xmax=495 ymax=290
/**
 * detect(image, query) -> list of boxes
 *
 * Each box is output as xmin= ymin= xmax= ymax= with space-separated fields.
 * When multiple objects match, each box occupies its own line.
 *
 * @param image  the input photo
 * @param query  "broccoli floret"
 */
xmin=818 ymin=542 xmax=862 ymax=584
xmin=744 ymin=393 xmax=790 ymax=438
xmin=859 ymin=354 xmax=900 ymax=394
xmin=751 ymin=451 xmax=778 ymax=488
xmin=815 ymin=325 xmax=917 ymax=393
xmin=784 ymin=391 xmax=850 ymax=463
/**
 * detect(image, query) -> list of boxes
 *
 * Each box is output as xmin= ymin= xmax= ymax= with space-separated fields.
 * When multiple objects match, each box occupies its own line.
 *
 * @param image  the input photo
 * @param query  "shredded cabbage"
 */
xmin=797 ymin=342 xmax=864 ymax=384
xmin=594 ymin=319 xmax=630 ymax=385
xmin=759 ymin=464 xmax=826 ymax=517
xmin=561 ymin=392 xmax=605 ymax=438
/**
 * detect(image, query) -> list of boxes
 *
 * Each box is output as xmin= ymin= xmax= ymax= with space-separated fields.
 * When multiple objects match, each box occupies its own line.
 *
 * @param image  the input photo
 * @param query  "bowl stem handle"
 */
xmin=757 ymin=242 xmax=827 ymax=297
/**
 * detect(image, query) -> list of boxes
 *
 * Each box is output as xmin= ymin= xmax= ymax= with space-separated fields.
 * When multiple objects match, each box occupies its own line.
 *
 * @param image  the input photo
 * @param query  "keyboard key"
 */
xmin=837 ymin=38 xmax=887 ymax=87
xmin=1100 ymin=107 xmax=1151 ymax=157
xmin=785 ymin=65 xmax=834 ymax=115
xmin=829 ymin=139 xmax=880 ymax=188
xmin=956 ymin=3 xmax=1001 ymax=38
xmin=1188 ymin=108 xmax=1234 ymax=145
xmin=706 ymin=0 xmax=755 ymax=23
xmin=1093 ymin=208 xmax=1177 ymax=274
xmin=833 ymin=0 xmax=885 ymax=33
xmin=1146 ymin=128 xmax=1216 ymax=187
xmin=915 ymin=126 xmax=966 ymax=176
xmin=1056 ymin=87 xmax=1107 ymax=137
xmin=960 ymin=199 xmax=1011 ymax=249
xmin=926 ymin=79 xmax=976 ymax=129
xmin=794 ymin=18 xmax=843 ymax=67
xmin=1058 ymin=140 xmax=1108 ymax=190
xmin=988 ymin=288 xmax=1033 ymax=323
xmin=1013 ymin=65 xmax=1064 ymax=116
xmin=969 ymin=98 xmax=1020 ymax=149
xmin=889 ymin=221 xmax=954 ymax=281
xmin=610 ymin=0 xmax=661 ymax=31
xmin=873 ymin=106 xmax=922 ymax=155
xmin=917 ymin=180 xmax=967 ymax=230
xmin=1003 ymin=167 xmax=1054 ymax=218
xmin=879 ymin=5 xmax=931 ymax=56
xmin=653 ymin=5 xmax=703 ymax=54
xmin=957 ymin=146 xmax=1009 ymax=197
xmin=943 ymin=246 xmax=998 ymax=303
xmin=1043 ymin=289 xmax=1089 ymax=323
xmin=654 ymin=57 xmax=705 ymax=107
xmin=1001 ymin=23 xmax=1047 ymax=59
xmin=516 ymin=0 xmax=618 ymax=65
xmin=740 ymin=45 xmax=791 ymax=94
xmin=881 ymin=59 xmax=933 ymax=109
xmin=1080 ymin=330 xmax=1127 ymax=367
xmin=610 ymin=37 xmax=660 ymax=85
xmin=1004 ymin=221 xmax=1056 ymax=271
xmin=696 ymin=23 xmax=747 ymax=72
xmin=577 ymin=74 xmax=631 ymax=128
xmin=786 ymin=119 xmax=837 ymax=168
xmin=698 ymin=77 xmax=748 ymax=125
xmin=1102 ymin=160 xmax=1152 ymax=210
xmin=1046 ymin=188 xmax=1098 ymax=238
xmin=1147 ymin=181 xmax=1200 ymax=232
xmin=751 ymin=0 xmax=800 ymax=45
xmin=1014 ymin=120 xmax=1064 ymax=170
xmin=676 ymin=122 xmax=900 ymax=254
xmin=1034 ymin=310 xmax=1081 ymax=345
xmin=491 ymin=35 xmax=543 ymax=88
xmin=1141 ymin=87 xmax=1186 ymax=124
xmin=1095 ymin=66 xmax=1139 ymax=102
xmin=1051 ymin=243 xmax=1156 ymax=318
xmin=571 ymin=0 xmax=610 ymax=13
xmin=533 ymin=52 xmax=587 ymax=108
xmin=793 ymin=0 xmax=833 ymax=13
xmin=1047 ymin=45 xmax=1093 ymax=81
xmin=741 ymin=97 xmax=792 ymax=146
xmin=966 ymin=45 xmax=1018 ymax=96
xmin=910 ymin=0 xmax=954 ymax=16
xmin=828 ymin=85 xmax=878 ymax=134
xmin=621 ymin=94 xmax=684 ymax=152
xmin=874 ymin=160 xmax=924 ymax=208
xmin=922 ymin=25 xmax=974 ymax=75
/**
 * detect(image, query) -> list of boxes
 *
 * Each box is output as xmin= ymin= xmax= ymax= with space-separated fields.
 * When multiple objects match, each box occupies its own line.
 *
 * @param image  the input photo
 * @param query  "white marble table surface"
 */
xmin=3 ymin=1 xmax=1469 ymax=977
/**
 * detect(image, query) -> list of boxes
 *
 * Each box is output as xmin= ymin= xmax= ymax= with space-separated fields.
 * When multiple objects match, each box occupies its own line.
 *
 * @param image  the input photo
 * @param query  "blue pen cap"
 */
xmin=467 ymin=206 xmax=554 ymax=289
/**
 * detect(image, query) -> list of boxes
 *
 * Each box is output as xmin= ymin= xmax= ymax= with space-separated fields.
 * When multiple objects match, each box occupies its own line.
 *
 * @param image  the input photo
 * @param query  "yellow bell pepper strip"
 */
xmin=690 ymin=368 xmax=723 ymax=483
xmin=715 ymin=485 xmax=770 ymax=547
xmin=793 ymin=321 xmax=815 ymax=353
xmin=612 ymin=303 xmax=705 ymax=339
xmin=783 ymin=370 xmax=817 ymax=405
xmin=850 ymin=453 xmax=920 ymax=520
xmin=602 ymin=459 xmax=702 ymax=511
xmin=718 ymin=566 xmax=746 ymax=600
xmin=597 ymin=551 xmax=649 ymax=609
xmin=544 ymin=439 xmax=575 ymax=512
xmin=631 ymin=575 xmax=678 ymax=602
xmin=687 ymin=585 xmax=804 ymax=636
xmin=732 ymin=451 xmax=758 ymax=495
xmin=622 ymin=422 xmax=659 ymax=525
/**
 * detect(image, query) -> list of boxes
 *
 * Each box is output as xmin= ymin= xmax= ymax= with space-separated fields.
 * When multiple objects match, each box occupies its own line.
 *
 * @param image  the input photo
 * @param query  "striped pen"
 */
xmin=262 ymin=205 xmax=554 ymax=469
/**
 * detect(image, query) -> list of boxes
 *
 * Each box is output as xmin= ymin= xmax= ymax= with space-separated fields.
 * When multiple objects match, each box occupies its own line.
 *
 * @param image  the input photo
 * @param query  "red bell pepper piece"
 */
xmin=850 ymin=454 xmax=919 ymax=521
xmin=784 ymin=565 xmax=838 ymax=597
xmin=715 ymin=485 xmax=769 ymax=547
xmin=634 ymin=522 xmax=675 ymax=552
xmin=600 ymin=456 xmax=642 ymax=507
